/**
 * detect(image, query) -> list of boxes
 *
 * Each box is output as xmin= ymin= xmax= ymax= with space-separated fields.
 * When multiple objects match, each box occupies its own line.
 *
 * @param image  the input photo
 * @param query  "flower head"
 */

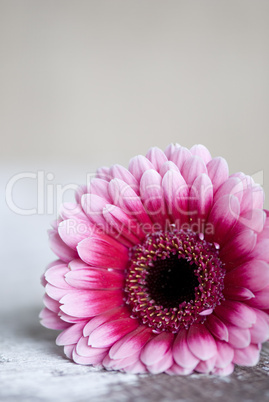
xmin=40 ymin=144 xmax=269 ymax=376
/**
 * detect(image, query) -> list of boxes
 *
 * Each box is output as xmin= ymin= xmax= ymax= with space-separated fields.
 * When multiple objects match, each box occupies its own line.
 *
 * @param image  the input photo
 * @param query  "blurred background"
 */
xmin=1 ymin=0 xmax=269 ymax=311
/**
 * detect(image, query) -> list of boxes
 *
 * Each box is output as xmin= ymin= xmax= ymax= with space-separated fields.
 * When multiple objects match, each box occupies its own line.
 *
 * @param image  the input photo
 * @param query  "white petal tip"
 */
xmin=199 ymin=308 xmax=214 ymax=316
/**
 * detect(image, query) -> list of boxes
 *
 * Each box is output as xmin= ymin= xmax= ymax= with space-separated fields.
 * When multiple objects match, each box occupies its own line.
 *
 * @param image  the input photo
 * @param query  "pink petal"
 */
xmin=56 ymin=322 xmax=86 ymax=346
xmin=206 ymin=157 xmax=229 ymax=193
xmin=162 ymin=170 xmax=189 ymax=224
xmin=64 ymin=344 xmax=75 ymax=359
xmin=215 ymin=341 xmax=234 ymax=369
xmin=190 ymin=144 xmax=212 ymax=164
xmin=109 ymin=326 xmax=152 ymax=359
xmin=169 ymin=146 xmax=192 ymax=170
xmin=181 ymin=156 xmax=207 ymax=186
xmin=249 ymin=309 xmax=269 ymax=343
xmin=140 ymin=332 xmax=174 ymax=365
xmin=103 ymin=352 xmax=140 ymax=370
xmin=95 ymin=166 xmax=111 ymax=181
xmin=77 ymin=234 xmax=129 ymax=269
xmin=43 ymin=293 xmax=60 ymax=313
xmin=40 ymin=260 xmax=66 ymax=287
xmin=83 ymin=307 xmax=129 ymax=336
xmin=58 ymin=219 xmax=95 ymax=250
xmin=240 ymin=186 xmax=264 ymax=214
xmin=187 ymin=323 xmax=217 ymax=361
xmin=76 ymin=336 xmax=108 ymax=357
xmin=252 ymin=185 xmax=265 ymax=209
xmin=166 ymin=364 xmax=194 ymax=376
xmin=249 ymin=239 xmax=269 ymax=262
xmin=122 ymin=360 xmax=148 ymax=374
xmin=46 ymin=283 xmax=72 ymax=301
xmin=103 ymin=204 xmax=143 ymax=245
xmin=108 ymin=178 xmax=152 ymax=227
xmin=225 ymin=323 xmax=251 ymax=348
xmin=88 ymin=318 xmax=139 ymax=348
xmin=246 ymin=285 xmax=269 ymax=309
xmin=147 ymin=350 xmax=173 ymax=374
xmin=60 ymin=312 xmax=86 ymax=324
xmin=214 ymin=340 xmax=234 ymax=369
xmin=205 ymin=314 xmax=229 ymax=342
xmin=45 ymin=264 xmax=70 ymax=288
xmin=225 ymin=259 xmax=269 ymax=292
xmin=41 ymin=273 xmax=47 ymax=287
xmin=49 ymin=231 xmax=78 ymax=263
xmin=230 ymin=172 xmax=254 ymax=189
xmin=65 ymin=268 xmax=124 ymax=290
xmin=59 ymin=202 xmax=88 ymax=221
xmin=230 ymin=210 xmax=266 ymax=240
xmin=146 ymin=147 xmax=168 ymax=172
xmin=73 ymin=348 xmax=106 ymax=365
xmin=188 ymin=173 xmax=213 ymax=225
xmin=220 ymin=229 xmax=257 ymax=263
xmin=68 ymin=259 xmax=90 ymax=270
xmin=255 ymin=308 xmax=269 ymax=325
xmin=213 ymin=363 xmax=234 ymax=376
xmin=109 ymin=164 xmax=139 ymax=193
xmin=164 ymin=143 xmax=181 ymax=159
xmin=195 ymin=355 xmax=216 ymax=374
xmin=60 ymin=290 xmax=123 ymax=318
xmin=238 ymin=209 xmax=266 ymax=233
xmin=172 ymin=329 xmax=200 ymax=368
xmin=214 ymin=301 xmax=256 ymax=329
xmin=75 ymin=185 xmax=87 ymax=203
xmin=39 ymin=308 xmax=70 ymax=330
xmin=88 ymin=178 xmax=112 ymax=202
xmin=102 ymin=354 xmax=121 ymax=369
xmin=206 ymin=195 xmax=240 ymax=245
xmin=258 ymin=219 xmax=269 ymax=238
xmin=199 ymin=308 xmax=214 ymax=316
xmin=223 ymin=286 xmax=255 ymax=301
xmin=128 ymin=155 xmax=155 ymax=183
xmin=214 ymin=177 xmax=243 ymax=204
xmin=81 ymin=194 xmax=108 ymax=227
xmin=140 ymin=169 xmax=167 ymax=226
xmin=233 ymin=344 xmax=260 ymax=366
xmin=159 ymin=161 xmax=180 ymax=177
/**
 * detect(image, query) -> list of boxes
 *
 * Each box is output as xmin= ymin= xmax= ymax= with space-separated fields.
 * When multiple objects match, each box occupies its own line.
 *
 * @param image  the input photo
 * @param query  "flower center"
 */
xmin=124 ymin=228 xmax=225 ymax=333
xmin=146 ymin=255 xmax=199 ymax=308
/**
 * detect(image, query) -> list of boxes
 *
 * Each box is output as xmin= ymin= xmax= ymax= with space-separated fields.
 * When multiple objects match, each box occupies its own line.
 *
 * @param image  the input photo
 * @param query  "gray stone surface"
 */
xmin=1 ymin=306 xmax=269 ymax=402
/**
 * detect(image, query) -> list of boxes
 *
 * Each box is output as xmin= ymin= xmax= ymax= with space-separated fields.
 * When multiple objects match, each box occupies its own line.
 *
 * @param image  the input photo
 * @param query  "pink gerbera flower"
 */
xmin=40 ymin=144 xmax=269 ymax=376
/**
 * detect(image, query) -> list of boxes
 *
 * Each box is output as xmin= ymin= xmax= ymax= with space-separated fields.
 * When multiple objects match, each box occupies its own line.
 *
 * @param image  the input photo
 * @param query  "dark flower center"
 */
xmin=146 ymin=255 xmax=199 ymax=308
xmin=124 ymin=228 xmax=225 ymax=333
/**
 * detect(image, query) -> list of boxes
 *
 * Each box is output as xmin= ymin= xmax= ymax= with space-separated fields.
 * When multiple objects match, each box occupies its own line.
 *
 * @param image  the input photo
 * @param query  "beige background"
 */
xmin=1 ymin=0 xmax=269 ymax=194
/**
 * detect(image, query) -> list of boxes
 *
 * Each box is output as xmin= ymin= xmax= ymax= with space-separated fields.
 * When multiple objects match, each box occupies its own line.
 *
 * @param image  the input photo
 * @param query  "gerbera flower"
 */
xmin=40 ymin=144 xmax=269 ymax=376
